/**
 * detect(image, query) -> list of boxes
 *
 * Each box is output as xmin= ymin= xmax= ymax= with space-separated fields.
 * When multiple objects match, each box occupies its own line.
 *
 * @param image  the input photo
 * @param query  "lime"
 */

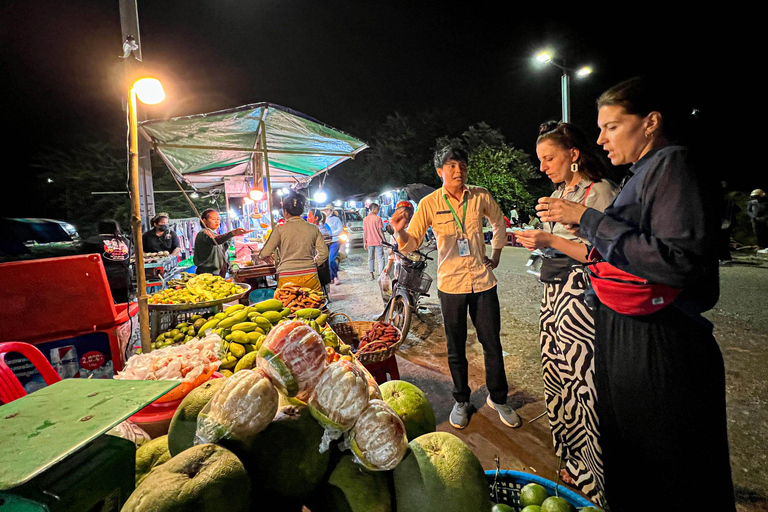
xmin=521 ymin=506 xmax=542 ymax=512
xmin=540 ymin=496 xmax=576 ymax=512
xmin=520 ymin=483 xmax=549 ymax=507
xmin=492 ymin=504 xmax=515 ymax=512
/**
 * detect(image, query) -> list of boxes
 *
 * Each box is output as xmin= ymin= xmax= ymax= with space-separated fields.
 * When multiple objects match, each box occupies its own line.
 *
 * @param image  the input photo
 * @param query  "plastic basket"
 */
xmin=485 ymin=470 xmax=595 ymax=510
xmin=333 ymin=320 xmax=402 ymax=364
xmin=397 ymin=265 xmax=432 ymax=294
xmin=248 ymin=287 xmax=276 ymax=303
xmin=149 ymin=306 xmax=221 ymax=340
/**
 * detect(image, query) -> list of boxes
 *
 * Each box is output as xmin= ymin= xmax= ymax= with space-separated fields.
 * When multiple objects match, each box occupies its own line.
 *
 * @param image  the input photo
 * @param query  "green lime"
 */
xmin=492 ymin=504 xmax=515 ymax=512
xmin=540 ymin=496 xmax=576 ymax=512
xmin=520 ymin=483 xmax=549 ymax=507
xmin=521 ymin=506 xmax=542 ymax=512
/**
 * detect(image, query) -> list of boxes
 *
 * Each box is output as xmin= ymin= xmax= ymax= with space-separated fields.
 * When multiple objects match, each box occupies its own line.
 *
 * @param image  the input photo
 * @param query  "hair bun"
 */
xmin=538 ymin=120 xmax=560 ymax=136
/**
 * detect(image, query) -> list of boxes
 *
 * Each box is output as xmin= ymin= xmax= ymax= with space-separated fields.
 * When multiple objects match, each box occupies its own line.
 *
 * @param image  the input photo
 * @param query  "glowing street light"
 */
xmin=533 ymin=49 xmax=593 ymax=123
xmin=314 ymin=190 xmax=327 ymax=204
xmin=128 ymin=76 xmax=165 ymax=353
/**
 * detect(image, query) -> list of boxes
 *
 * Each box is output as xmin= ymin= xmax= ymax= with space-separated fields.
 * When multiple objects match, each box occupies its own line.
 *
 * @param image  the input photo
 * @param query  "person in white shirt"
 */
xmin=322 ymin=204 xmax=344 ymax=285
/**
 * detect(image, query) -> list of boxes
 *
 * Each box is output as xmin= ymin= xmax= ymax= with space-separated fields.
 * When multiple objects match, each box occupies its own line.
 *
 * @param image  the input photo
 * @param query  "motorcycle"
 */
xmin=377 ymin=240 xmax=437 ymax=340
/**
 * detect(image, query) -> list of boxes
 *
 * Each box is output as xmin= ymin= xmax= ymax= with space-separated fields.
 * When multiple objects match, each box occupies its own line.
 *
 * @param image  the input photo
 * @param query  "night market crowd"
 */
xmin=388 ymin=76 xmax=735 ymax=512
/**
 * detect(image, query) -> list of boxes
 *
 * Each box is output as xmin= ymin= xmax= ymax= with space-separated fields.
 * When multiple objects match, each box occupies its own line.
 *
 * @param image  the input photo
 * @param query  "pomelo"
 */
xmin=379 ymin=380 xmax=436 ymax=441
xmin=306 ymin=453 xmax=393 ymax=512
xmin=122 ymin=443 xmax=250 ymax=512
xmin=520 ymin=482 xmax=549 ymax=507
xmin=168 ymin=377 xmax=227 ymax=456
xmin=393 ymin=431 xmax=492 ymax=512
xmin=134 ymin=434 xmax=171 ymax=485
xmin=231 ymin=405 xmax=330 ymax=501
xmin=540 ymin=496 xmax=576 ymax=512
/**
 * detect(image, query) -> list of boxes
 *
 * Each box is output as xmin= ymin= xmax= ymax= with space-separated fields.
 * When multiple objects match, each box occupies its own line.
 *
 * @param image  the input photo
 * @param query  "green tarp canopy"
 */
xmin=139 ymin=102 xmax=368 ymax=190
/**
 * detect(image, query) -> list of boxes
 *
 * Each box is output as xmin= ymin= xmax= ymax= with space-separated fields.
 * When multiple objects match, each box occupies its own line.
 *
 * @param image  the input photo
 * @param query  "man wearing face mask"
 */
xmin=142 ymin=212 xmax=181 ymax=257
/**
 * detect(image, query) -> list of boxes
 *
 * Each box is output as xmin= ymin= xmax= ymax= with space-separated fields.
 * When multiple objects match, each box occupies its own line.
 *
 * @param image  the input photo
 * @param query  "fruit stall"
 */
xmin=0 ymin=267 xmax=600 ymax=511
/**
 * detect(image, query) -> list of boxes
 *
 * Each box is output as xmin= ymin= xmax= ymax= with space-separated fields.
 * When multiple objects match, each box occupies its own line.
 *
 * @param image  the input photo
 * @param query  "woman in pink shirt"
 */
xmin=363 ymin=203 xmax=386 ymax=280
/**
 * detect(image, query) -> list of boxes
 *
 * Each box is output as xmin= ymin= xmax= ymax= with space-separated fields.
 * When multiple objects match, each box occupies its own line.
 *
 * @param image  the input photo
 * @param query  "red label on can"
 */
xmin=80 ymin=351 xmax=105 ymax=371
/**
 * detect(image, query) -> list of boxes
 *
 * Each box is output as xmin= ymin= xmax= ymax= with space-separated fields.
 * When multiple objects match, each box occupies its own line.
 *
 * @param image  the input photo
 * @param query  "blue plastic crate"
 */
xmin=486 ymin=469 xmax=596 ymax=510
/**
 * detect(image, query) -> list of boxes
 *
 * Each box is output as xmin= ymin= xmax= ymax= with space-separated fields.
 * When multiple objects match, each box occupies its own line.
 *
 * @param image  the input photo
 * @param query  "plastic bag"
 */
xmin=256 ymin=321 xmax=327 ymax=401
xmin=308 ymin=359 xmax=370 ymax=452
xmin=345 ymin=399 xmax=408 ymax=471
xmin=378 ymin=272 xmax=392 ymax=296
xmin=195 ymin=369 xmax=278 ymax=447
xmin=108 ymin=420 xmax=151 ymax=447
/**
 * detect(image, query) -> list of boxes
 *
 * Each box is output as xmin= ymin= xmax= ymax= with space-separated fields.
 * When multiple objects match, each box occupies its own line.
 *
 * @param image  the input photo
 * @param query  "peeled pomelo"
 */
xmin=393 ymin=431 xmax=492 ymax=512
xmin=122 ymin=443 xmax=250 ymax=512
xmin=379 ymin=380 xmax=436 ymax=441
xmin=308 ymin=360 xmax=369 ymax=432
xmin=348 ymin=399 xmax=408 ymax=471
xmin=257 ymin=321 xmax=326 ymax=400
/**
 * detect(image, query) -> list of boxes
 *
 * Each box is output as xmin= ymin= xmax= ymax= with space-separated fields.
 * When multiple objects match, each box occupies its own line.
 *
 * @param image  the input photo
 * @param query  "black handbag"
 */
xmin=539 ymin=256 xmax=579 ymax=284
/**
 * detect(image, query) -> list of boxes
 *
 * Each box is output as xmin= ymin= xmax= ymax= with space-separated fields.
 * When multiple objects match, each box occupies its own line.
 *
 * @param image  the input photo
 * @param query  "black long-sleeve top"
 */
xmin=580 ymin=145 xmax=720 ymax=316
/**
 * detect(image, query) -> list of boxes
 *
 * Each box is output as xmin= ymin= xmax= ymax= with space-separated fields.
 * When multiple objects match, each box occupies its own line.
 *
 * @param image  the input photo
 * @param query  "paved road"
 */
xmin=332 ymin=246 xmax=768 ymax=510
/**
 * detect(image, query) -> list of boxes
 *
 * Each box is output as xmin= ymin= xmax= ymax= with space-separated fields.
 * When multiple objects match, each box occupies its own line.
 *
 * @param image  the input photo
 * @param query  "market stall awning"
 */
xmin=139 ymin=103 xmax=368 ymax=190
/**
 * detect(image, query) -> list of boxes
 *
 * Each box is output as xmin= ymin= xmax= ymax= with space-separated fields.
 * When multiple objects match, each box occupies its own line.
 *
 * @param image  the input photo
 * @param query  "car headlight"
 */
xmin=339 ymin=233 xmax=349 ymax=242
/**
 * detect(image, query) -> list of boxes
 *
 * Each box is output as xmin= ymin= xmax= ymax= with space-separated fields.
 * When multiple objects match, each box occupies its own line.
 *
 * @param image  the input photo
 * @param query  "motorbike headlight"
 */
xmin=339 ymin=233 xmax=349 ymax=242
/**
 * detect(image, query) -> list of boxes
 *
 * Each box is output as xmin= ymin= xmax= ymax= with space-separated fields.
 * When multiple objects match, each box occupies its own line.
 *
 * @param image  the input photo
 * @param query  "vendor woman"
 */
xmin=260 ymin=193 xmax=329 ymax=291
xmin=194 ymin=209 xmax=251 ymax=277
xmin=142 ymin=212 xmax=181 ymax=257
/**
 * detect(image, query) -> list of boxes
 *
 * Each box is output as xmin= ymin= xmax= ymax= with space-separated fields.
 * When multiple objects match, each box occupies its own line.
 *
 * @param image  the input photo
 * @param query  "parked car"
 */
xmin=0 ymin=218 xmax=83 ymax=263
xmin=340 ymin=209 xmax=365 ymax=248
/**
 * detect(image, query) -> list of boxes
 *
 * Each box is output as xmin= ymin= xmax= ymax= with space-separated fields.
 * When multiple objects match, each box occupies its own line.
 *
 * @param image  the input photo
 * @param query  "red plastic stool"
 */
xmin=362 ymin=355 xmax=400 ymax=385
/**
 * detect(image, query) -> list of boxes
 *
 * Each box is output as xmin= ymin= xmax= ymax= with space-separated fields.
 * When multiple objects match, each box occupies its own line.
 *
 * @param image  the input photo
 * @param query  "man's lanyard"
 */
xmin=443 ymin=191 xmax=467 ymax=235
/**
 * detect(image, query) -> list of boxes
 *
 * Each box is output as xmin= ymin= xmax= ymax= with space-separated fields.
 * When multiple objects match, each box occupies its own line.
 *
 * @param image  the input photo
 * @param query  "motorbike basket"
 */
xmin=397 ymin=265 xmax=432 ymax=294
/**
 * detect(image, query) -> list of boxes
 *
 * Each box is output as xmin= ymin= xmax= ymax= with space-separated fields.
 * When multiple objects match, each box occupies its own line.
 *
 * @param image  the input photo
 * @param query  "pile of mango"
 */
xmin=151 ymin=314 xmax=209 ymax=350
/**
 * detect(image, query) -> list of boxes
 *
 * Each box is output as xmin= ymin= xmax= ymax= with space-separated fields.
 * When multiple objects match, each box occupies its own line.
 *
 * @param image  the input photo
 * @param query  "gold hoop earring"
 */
xmin=571 ymin=162 xmax=579 ymax=173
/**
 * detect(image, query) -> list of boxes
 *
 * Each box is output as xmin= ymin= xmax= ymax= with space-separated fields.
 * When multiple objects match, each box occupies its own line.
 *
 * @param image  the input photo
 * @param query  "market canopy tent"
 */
xmin=139 ymin=102 xmax=368 ymax=191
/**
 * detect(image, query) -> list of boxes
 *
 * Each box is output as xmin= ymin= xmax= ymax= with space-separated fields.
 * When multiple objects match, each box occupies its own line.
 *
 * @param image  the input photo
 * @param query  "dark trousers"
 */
xmin=438 ymin=286 xmax=508 ymax=404
xmin=594 ymin=302 xmax=735 ymax=512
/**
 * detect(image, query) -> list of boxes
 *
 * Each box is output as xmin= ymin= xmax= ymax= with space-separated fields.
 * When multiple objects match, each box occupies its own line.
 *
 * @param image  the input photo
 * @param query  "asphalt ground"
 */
xmin=330 ymin=245 xmax=768 ymax=511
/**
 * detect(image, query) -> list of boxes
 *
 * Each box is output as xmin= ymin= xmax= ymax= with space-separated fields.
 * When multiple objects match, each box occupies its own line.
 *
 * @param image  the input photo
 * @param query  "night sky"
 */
xmin=1 ymin=2 xmax=731 ymax=218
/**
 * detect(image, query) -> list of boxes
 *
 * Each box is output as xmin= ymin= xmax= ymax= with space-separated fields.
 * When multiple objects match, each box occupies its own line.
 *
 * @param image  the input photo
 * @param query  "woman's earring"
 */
xmin=571 ymin=162 xmax=579 ymax=173
xmin=645 ymin=131 xmax=653 ymax=139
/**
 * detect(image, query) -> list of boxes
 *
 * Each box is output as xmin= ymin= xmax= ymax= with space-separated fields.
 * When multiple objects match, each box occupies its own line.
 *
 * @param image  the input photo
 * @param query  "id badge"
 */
xmin=457 ymin=237 xmax=470 ymax=257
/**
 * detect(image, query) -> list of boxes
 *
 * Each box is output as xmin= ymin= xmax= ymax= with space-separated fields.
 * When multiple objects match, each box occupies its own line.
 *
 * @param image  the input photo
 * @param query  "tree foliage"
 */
xmin=34 ymin=141 xmax=209 ymax=238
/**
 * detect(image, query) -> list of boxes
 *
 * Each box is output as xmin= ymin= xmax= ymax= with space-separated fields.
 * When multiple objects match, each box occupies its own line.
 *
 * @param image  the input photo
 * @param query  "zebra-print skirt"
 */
xmin=540 ymin=268 xmax=604 ymax=503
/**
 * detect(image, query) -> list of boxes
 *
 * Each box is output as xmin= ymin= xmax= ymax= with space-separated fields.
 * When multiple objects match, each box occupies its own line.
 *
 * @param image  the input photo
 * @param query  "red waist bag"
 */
xmin=586 ymin=248 xmax=681 ymax=316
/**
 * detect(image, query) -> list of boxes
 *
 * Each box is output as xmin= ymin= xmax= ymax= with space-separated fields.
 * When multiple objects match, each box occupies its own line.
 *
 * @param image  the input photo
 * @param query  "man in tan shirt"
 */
xmin=389 ymin=146 xmax=521 ymax=429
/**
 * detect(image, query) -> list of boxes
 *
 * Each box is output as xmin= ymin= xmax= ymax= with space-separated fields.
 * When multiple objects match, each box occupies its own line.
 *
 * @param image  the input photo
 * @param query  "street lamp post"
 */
xmin=535 ymin=51 xmax=592 ymax=124
xmin=129 ymin=78 xmax=165 ymax=354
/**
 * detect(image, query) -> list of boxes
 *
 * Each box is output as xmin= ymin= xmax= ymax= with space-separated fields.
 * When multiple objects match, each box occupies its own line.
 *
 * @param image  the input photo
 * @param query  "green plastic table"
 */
xmin=0 ymin=378 xmax=179 ymax=490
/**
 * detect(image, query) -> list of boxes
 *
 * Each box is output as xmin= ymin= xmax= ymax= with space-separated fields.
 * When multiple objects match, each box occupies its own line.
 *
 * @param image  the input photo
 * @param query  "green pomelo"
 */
xmin=393 ymin=432 xmax=492 ymax=512
xmin=231 ymin=405 xmax=330 ymax=501
xmin=520 ymin=482 xmax=549 ymax=507
xmin=540 ymin=496 xmax=576 ymax=512
xmin=122 ymin=444 xmax=250 ymax=512
xmin=379 ymin=380 xmax=436 ymax=441
xmin=520 ymin=506 xmax=542 ymax=512
xmin=134 ymin=434 xmax=171 ymax=486
xmin=306 ymin=453 xmax=392 ymax=512
xmin=167 ymin=378 xmax=227 ymax=456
